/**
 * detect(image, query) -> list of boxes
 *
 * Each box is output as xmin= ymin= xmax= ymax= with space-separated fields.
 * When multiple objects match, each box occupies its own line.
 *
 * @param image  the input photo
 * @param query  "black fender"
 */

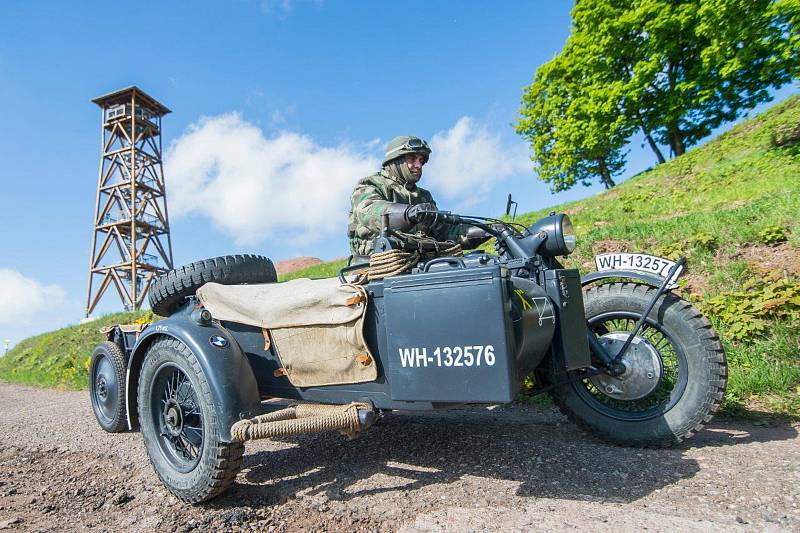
xmin=125 ymin=315 xmax=261 ymax=442
xmin=581 ymin=269 xmax=675 ymax=289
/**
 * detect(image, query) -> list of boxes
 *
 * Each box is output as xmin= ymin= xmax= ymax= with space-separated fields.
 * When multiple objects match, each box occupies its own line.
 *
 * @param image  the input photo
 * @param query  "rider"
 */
xmin=347 ymin=135 xmax=491 ymax=257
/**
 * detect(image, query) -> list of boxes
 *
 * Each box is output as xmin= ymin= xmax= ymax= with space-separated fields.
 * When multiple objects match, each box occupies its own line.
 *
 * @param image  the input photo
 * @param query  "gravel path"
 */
xmin=0 ymin=381 xmax=798 ymax=532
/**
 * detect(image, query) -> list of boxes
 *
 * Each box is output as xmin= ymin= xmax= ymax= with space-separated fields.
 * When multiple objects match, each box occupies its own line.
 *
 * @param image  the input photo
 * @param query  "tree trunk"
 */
xmin=665 ymin=60 xmax=686 ymax=157
xmin=640 ymin=125 xmax=666 ymax=164
xmin=668 ymin=125 xmax=686 ymax=156
xmin=596 ymin=158 xmax=616 ymax=189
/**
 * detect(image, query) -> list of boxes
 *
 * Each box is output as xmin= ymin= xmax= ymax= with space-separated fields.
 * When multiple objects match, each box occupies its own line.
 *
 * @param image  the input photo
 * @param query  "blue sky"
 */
xmin=0 ymin=1 xmax=796 ymax=348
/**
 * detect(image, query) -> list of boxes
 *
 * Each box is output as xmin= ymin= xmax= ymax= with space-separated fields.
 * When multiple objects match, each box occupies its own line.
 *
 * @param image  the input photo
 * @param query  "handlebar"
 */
xmin=380 ymin=208 xmax=523 ymax=259
xmin=415 ymin=209 xmax=506 ymax=237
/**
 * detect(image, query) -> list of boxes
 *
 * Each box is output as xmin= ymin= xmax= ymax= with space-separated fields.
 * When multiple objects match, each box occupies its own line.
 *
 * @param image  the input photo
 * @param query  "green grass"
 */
xmin=0 ymin=310 xmax=156 ymax=390
xmin=514 ymin=96 xmax=800 ymax=416
xmin=277 ymin=258 xmax=348 ymax=281
xmin=2 ymin=96 xmax=799 ymax=417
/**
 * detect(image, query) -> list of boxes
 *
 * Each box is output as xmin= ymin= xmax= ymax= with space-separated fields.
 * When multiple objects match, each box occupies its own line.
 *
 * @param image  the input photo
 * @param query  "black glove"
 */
xmin=405 ymin=202 xmax=439 ymax=228
xmin=460 ymin=226 xmax=493 ymax=249
xmin=383 ymin=202 xmax=440 ymax=231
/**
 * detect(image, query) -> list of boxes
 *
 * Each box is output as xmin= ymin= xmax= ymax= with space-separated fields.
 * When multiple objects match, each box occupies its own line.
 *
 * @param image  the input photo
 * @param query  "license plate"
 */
xmin=594 ymin=253 xmax=683 ymax=283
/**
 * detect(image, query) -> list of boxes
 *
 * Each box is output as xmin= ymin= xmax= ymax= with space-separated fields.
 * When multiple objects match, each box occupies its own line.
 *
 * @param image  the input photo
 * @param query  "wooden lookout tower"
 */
xmin=86 ymin=86 xmax=174 ymax=316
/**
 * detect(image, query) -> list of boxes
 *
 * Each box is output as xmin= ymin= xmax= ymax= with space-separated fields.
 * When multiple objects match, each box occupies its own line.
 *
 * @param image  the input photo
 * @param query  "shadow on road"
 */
xmin=211 ymin=406 xmax=797 ymax=508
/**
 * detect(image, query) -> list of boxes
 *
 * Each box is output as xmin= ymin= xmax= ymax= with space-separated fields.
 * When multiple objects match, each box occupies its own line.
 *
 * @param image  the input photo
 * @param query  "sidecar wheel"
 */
xmin=138 ymin=337 xmax=244 ymax=503
xmin=89 ymin=341 xmax=128 ymax=433
xmin=550 ymin=283 xmax=727 ymax=447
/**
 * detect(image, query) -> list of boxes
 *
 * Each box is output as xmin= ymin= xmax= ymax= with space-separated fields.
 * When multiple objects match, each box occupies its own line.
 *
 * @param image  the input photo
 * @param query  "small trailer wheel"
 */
xmin=137 ymin=337 xmax=244 ymax=503
xmin=89 ymin=341 xmax=128 ymax=433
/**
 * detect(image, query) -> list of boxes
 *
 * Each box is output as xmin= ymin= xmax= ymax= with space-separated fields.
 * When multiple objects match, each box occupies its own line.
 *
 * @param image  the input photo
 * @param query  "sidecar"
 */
xmin=88 ymin=212 xmax=726 ymax=503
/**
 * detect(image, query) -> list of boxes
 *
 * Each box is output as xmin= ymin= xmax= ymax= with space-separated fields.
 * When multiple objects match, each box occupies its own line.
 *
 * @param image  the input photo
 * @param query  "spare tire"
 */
xmin=149 ymin=255 xmax=277 ymax=316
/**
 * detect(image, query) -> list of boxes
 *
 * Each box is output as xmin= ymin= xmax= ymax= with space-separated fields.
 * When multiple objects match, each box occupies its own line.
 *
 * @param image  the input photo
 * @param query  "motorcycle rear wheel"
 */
xmin=550 ymin=283 xmax=727 ymax=447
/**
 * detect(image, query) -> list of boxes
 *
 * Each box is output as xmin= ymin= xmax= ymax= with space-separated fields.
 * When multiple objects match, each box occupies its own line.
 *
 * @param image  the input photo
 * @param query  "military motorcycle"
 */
xmin=88 ymin=206 xmax=726 ymax=503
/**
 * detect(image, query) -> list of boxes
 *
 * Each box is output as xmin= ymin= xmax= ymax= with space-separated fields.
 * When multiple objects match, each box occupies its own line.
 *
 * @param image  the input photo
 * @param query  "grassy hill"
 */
xmin=0 ymin=310 xmax=157 ymax=390
xmin=2 ymin=96 xmax=798 ymax=416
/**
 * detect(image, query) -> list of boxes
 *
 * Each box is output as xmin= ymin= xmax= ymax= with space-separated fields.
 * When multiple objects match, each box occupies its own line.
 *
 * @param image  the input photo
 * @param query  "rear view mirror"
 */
xmin=505 ymin=193 xmax=517 ymax=220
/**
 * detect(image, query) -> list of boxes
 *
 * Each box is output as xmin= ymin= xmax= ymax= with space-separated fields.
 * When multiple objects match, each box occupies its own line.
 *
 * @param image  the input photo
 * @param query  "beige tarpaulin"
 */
xmin=196 ymin=278 xmax=377 ymax=387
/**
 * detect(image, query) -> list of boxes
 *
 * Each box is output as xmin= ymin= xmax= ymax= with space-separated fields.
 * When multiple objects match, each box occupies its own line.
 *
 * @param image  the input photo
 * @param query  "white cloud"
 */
xmin=0 ymin=270 xmax=67 ymax=325
xmin=165 ymin=113 xmax=378 ymax=245
xmin=425 ymin=117 xmax=530 ymax=204
xmin=164 ymin=114 xmax=530 ymax=245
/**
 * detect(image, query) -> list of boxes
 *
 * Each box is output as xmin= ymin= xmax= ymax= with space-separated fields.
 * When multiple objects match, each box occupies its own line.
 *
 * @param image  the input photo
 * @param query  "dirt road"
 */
xmin=0 ymin=381 xmax=798 ymax=532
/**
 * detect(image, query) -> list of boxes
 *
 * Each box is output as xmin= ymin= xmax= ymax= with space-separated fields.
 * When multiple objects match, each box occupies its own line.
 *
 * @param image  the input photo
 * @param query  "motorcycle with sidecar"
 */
xmin=89 ymin=208 xmax=726 ymax=503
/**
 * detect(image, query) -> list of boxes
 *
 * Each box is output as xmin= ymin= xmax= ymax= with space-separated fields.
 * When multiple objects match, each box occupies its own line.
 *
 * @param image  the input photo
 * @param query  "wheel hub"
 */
xmin=590 ymin=332 xmax=663 ymax=400
xmin=163 ymin=399 xmax=184 ymax=437
xmin=96 ymin=377 xmax=108 ymax=401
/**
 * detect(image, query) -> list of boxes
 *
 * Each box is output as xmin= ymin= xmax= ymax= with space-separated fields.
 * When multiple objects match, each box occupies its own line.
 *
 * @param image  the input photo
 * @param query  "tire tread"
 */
xmin=551 ymin=283 xmax=727 ymax=448
xmin=137 ymin=337 xmax=244 ymax=503
xmin=148 ymin=255 xmax=276 ymax=316
xmin=89 ymin=341 xmax=128 ymax=433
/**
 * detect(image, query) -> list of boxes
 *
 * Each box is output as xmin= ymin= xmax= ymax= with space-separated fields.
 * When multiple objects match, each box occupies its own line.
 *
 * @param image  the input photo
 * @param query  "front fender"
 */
xmin=125 ymin=316 xmax=261 ymax=442
xmin=581 ymin=269 xmax=675 ymax=289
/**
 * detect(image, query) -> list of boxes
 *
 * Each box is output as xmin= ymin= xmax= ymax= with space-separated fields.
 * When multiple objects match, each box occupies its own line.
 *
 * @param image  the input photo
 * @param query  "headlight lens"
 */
xmin=526 ymin=213 xmax=577 ymax=256
xmin=562 ymin=215 xmax=576 ymax=253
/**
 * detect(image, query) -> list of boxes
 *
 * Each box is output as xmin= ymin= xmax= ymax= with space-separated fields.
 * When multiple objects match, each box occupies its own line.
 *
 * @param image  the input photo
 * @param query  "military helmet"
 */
xmin=382 ymin=135 xmax=431 ymax=166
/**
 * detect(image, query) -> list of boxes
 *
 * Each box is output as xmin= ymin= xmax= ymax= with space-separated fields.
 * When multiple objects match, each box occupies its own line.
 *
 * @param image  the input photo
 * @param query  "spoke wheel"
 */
xmin=138 ymin=337 xmax=244 ymax=503
xmin=577 ymin=312 xmax=688 ymax=421
xmin=149 ymin=364 xmax=204 ymax=473
xmin=550 ymin=283 xmax=727 ymax=447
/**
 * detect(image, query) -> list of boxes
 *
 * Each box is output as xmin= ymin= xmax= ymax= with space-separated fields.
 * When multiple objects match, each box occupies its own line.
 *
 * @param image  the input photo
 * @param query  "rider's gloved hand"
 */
xmin=383 ymin=202 xmax=439 ymax=231
xmin=405 ymin=202 xmax=439 ymax=228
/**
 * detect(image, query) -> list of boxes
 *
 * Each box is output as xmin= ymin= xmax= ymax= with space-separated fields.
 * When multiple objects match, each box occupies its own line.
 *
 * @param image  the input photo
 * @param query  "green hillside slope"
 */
xmin=518 ymin=95 xmax=800 ymax=415
xmin=2 ymin=96 xmax=798 ymax=415
xmin=0 ymin=310 xmax=156 ymax=390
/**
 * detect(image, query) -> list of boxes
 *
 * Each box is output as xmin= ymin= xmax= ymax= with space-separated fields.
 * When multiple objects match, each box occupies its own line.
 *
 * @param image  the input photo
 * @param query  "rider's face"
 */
xmin=404 ymin=154 xmax=426 ymax=178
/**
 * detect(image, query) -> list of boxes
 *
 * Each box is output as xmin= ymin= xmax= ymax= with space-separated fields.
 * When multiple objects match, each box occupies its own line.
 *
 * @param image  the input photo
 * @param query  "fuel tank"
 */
xmin=509 ymin=276 xmax=557 ymax=374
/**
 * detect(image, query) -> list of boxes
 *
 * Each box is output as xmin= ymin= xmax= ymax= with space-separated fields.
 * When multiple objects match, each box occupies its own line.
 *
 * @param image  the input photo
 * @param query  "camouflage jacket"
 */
xmin=347 ymin=169 xmax=465 ymax=255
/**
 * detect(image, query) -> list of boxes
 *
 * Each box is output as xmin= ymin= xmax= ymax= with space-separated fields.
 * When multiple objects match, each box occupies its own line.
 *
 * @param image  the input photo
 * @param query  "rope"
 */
xmin=352 ymin=235 xmax=463 ymax=284
xmin=230 ymin=402 xmax=371 ymax=442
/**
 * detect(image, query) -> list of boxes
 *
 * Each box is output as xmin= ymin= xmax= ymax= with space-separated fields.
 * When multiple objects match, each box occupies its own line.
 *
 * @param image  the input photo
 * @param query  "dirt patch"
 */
xmin=732 ymin=243 xmax=800 ymax=277
xmin=1 ymin=382 xmax=799 ymax=531
xmin=598 ymin=188 xmax=624 ymax=201
xmin=680 ymin=272 xmax=711 ymax=298
xmin=591 ymin=239 xmax=633 ymax=255
xmin=274 ymin=257 xmax=323 ymax=275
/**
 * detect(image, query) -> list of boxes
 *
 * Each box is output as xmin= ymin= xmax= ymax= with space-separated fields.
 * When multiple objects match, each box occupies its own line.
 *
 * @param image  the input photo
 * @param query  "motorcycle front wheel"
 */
xmin=550 ymin=283 xmax=727 ymax=447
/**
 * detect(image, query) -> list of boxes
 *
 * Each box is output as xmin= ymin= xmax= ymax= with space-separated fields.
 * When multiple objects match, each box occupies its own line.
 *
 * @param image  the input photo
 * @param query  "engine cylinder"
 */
xmin=509 ymin=276 xmax=557 ymax=374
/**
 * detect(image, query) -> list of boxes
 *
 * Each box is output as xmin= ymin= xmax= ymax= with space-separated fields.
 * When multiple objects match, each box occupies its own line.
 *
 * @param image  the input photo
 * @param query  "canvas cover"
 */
xmin=196 ymin=278 xmax=376 ymax=387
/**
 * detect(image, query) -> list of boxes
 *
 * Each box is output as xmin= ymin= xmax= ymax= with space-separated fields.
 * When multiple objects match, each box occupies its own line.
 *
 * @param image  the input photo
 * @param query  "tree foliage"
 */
xmin=517 ymin=0 xmax=800 ymax=192
xmin=518 ymin=40 xmax=631 ymax=191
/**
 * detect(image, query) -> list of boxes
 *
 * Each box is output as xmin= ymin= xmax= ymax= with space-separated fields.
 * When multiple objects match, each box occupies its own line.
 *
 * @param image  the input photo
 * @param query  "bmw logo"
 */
xmin=210 ymin=335 xmax=228 ymax=348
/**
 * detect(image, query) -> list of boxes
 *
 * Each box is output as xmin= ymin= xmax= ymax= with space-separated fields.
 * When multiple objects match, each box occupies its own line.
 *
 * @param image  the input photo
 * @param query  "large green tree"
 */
xmin=518 ymin=0 xmax=800 ymax=191
xmin=518 ymin=39 xmax=631 ymax=191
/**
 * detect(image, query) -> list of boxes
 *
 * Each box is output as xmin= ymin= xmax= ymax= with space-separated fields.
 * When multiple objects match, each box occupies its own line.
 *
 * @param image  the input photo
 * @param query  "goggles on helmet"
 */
xmin=385 ymin=138 xmax=431 ymax=158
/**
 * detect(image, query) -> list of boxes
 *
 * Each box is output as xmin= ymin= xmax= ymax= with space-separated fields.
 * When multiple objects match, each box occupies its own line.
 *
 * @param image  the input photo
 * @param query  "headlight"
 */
xmin=527 ymin=213 xmax=577 ymax=256
xmin=562 ymin=215 xmax=577 ymax=253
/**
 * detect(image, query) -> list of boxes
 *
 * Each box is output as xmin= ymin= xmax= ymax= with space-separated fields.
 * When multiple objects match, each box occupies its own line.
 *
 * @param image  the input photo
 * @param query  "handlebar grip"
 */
xmin=439 ymin=212 xmax=461 ymax=224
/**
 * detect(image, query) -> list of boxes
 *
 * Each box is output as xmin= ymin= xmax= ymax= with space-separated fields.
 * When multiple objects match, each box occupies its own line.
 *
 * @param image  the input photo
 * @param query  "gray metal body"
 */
xmin=122 ymin=257 xmax=590 ymax=441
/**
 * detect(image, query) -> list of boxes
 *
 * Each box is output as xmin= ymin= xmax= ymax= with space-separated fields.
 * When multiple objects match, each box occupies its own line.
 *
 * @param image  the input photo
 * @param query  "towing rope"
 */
xmin=230 ymin=402 xmax=372 ymax=442
xmin=352 ymin=234 xmax=463 ymax=284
